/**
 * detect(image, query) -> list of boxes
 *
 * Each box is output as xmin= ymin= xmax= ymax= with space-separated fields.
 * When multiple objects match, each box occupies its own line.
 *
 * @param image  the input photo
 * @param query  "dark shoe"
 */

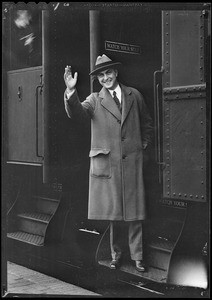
xmin=135 ymin=260 xmax=146 ymax=272
xmin=110 ymin=258 xmax=121 ymax=270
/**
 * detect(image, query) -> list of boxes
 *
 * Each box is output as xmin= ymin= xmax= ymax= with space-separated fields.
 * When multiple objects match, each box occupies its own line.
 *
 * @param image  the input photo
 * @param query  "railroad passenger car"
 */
xmin=2 ymin=2 xmax=210 ymax=297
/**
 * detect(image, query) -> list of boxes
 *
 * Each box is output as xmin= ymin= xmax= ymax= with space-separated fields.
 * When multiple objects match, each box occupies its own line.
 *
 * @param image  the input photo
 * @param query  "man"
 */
xmin=64 ymin=54 xmax=153 ymax=272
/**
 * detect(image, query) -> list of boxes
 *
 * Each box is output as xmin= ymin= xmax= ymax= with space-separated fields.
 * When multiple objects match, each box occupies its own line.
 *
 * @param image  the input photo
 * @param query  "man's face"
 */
xmin=97 ymin=68 xmax=118 ymax=90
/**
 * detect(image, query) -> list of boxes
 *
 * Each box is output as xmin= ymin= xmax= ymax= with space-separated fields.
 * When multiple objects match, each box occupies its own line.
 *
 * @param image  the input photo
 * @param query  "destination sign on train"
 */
xmin=105 ymin=41 xmax=141 ymax=54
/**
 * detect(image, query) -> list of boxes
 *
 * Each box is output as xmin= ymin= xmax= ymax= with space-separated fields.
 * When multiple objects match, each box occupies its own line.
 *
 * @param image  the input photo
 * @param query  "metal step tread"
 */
xmin=148 ymin=237 xmax=175 ymax=252
xmin=98 ymin=259 xmax=167 ymax=283
xmin=18 ymin=212 xmax=52 ymax=223
xmin=7 ymin=231 xmax=44 ymax=246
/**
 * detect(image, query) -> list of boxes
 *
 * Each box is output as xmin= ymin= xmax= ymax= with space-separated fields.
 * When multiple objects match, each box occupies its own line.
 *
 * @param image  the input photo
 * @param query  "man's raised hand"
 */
xmin=64 ymin=65 xmax=78 ymax=91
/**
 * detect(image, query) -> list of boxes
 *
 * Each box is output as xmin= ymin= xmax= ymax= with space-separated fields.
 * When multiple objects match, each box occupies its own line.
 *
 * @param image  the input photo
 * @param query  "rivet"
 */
xmin=188 ymin=94 xmax=190 ymax=98
xmin=166 ymin=33 xmax=169 ymax=36
xmin=195 ymin=195 xmax=198 ymax=198
xmin=201 ymin=136 xmax=204 ymax=139
xmin=179 ymin=193 xmax=181 ymax=196
xmin=184 ymin=194 xmax=187 ymax=197
xmin=200 ymin=93 xmax=202 ymax=96
xmin=167 ymin=185 xmax=170 ymax=188
xmin=166 ymin=22 xmax=169 ymax=25
xmin=166 ymin=12 xmax=169 ymax=15
xmin=166 ymin=52 xmax=169 ymax=55
xmin=167 ymin=192 xmax=170 ymax=195
xmin=167 ymin=178 xmax=170 ymax=181
xmin=201 ymin=196 xmax=204 ymax=199
xmin=201 ymin=166 xmax=204 ymax=169
xmin=201 ymin=121 xmax=203 ymax=124
xmin=166 ymin=71 xmax=169 ymax=73
xmin=176 ymin=95 xmax=179 ymax=99
xmin=201 ymin=106 xmax=203 ymax=109
xmin=201 ymin=181 xmax=204 ymax=184
xmin=166 ymin=42 xmax=169 ymax=45
xmin=173 ymin=193 xmax=176 ymax=196
xmin=190 ymin=195 xmax=193 ymax=198
xmin=201 ymin=151 xmax=204 ymax=154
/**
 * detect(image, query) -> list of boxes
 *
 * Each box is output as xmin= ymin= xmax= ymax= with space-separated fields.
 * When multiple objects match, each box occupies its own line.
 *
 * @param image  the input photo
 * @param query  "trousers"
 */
xmin=110 ymin=220 xmax=143 ymax=261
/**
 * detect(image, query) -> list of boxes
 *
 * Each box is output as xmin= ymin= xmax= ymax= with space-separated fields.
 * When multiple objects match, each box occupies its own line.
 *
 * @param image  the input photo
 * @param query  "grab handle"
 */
xmin=153 ymin=68 xmax=165 ymax=183
xmin=35 ymin=80 xmax=44 ymax=159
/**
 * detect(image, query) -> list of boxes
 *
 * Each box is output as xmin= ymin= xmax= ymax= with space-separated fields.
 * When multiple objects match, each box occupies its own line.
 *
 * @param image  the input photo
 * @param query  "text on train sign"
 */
xmin=105 ymin=41 xmax=141 ymax=55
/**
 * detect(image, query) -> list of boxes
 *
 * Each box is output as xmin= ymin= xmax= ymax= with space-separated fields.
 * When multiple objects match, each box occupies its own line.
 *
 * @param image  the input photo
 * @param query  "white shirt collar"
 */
xmin=108 ymin=84 xmax=122 ymax=103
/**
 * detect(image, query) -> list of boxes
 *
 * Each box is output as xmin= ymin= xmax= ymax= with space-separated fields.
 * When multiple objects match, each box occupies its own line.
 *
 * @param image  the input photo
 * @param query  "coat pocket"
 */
xmin=89 ymin=149 xmax=111 ymax=178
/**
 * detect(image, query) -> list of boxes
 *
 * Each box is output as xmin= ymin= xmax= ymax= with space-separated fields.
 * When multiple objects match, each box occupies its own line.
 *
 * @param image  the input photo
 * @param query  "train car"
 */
xmin=2 ymin=2 xmax=210 ymax=297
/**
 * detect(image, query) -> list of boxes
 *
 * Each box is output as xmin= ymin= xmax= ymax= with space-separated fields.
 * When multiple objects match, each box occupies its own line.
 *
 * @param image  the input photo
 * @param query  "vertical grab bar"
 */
xmin=35 ymin=83 xmax=43 ymax=158
xmin=154 ymin=67 xmax=164 ymax=183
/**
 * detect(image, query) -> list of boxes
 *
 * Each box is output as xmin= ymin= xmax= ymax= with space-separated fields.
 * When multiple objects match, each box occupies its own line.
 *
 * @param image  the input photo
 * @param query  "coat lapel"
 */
xmin=120 ymin=84 xmax=134 ymax=126
xmin=99 ymin=87 xmax=121 ymax=121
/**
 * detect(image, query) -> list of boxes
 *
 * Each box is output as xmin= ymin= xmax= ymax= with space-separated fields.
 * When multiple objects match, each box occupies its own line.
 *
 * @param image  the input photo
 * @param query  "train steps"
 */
xmin=7 ymin=190 xmax=61 ymax=247
xmin=96 ymin=215 xmax=185 ymax=283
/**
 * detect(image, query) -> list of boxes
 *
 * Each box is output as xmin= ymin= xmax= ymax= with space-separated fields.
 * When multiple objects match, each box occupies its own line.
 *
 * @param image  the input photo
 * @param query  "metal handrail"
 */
xmin=153 ymin=67 xmax=164 ymax=183
xmin=35 ymin=84 xmax=44 ymax=159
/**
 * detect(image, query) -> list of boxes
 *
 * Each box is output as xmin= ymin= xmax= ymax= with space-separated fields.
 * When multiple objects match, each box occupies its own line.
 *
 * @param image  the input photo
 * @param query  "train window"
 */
xmin=9 ymin=8 xmax=42 ymax=70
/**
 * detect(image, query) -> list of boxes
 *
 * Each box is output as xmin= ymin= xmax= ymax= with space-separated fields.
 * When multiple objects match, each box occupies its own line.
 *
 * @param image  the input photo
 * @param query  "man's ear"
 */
xmin=115 ymin=69 xmax=118 ymax=77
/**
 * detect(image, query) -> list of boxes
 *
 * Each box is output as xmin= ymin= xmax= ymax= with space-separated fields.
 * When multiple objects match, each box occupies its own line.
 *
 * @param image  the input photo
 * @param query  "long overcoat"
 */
xmin=64 ymin=83 xmax=153 ymax=221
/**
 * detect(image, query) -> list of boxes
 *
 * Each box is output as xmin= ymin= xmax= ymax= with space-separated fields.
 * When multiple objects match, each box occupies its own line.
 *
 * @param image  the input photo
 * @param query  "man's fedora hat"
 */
xmin=89 ymin=54 xmax=121 ymax=76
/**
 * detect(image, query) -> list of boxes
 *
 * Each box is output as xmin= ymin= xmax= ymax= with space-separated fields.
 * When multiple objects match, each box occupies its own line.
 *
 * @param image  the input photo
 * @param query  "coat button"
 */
xmin=117 ymin=120 xmax=121 ymax=124
xmin=121 ymin=137 xmax=125 ymax=141
xmin=122 ymin=155 xmax=127 ymax=159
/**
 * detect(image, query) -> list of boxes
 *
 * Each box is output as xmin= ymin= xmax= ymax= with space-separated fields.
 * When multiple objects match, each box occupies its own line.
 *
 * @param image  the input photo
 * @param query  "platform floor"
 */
xmin=4 ymin=261 xmax=100 ymax=296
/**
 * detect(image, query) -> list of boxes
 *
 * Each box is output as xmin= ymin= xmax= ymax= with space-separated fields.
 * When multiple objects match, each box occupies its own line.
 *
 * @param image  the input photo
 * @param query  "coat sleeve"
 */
xmin=64 ymin=89 xmax=96 ymax=122
xmin=136 ymin=90 xmax=154 ymax=146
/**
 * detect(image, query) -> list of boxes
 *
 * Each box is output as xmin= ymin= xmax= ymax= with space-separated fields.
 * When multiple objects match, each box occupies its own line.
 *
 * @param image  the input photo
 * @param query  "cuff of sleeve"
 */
xmin=65 ymin=88 xmax=76 ymax=100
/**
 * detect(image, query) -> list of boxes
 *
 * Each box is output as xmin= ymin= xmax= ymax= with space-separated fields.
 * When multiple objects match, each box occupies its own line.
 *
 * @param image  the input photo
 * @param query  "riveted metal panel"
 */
xmin=162 ymin=11 xmax=171 ymax=88
xmin=162 ymin=11 xmax=204 ymax=88
xmin=163 ymin=90 xmax=207 ymax=201
xmin=161 ymin=10 xmax=207 ymax=202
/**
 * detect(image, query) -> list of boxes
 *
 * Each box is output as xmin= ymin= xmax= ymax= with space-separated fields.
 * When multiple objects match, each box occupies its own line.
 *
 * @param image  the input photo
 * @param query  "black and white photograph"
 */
xmin=2 ymin=2 xmax=210 ymax=298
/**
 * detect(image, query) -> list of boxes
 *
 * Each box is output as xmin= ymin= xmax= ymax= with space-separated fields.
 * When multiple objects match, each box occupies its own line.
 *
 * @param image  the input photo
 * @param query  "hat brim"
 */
xmin=89 ymin=62 xmax=121 ymax=76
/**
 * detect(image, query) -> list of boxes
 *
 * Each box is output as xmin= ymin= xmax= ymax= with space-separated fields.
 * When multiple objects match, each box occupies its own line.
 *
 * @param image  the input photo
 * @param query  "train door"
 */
xmin=6 ymin=8 xmax=44 ymax=165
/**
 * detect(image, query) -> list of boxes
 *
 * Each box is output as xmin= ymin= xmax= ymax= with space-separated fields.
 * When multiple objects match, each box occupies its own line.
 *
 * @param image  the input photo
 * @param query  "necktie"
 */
xmin=113 ymin=91 xmax=121 ymax=112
